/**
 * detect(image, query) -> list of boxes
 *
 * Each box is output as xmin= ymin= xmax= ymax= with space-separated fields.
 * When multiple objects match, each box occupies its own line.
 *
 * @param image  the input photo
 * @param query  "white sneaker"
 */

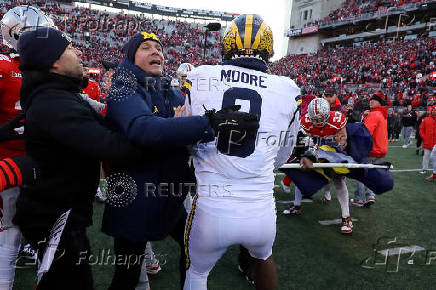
xmin=419 ymin=170 xmax=427 ymax=174
xmin=280 ymin=180 xmax=291 ymax=193
xmin=402 ymin=144 xmax=408 ymax=148
xmin=340 ymin=217 xmax=353 ymax=234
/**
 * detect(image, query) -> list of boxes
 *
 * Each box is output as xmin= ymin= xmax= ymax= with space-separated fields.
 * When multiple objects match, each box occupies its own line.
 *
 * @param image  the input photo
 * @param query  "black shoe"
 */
xmin=238 ymin=246 xmax=255 ymax=286
xmin=237 ymin=264 xmax=255 ymax=286
xmin=416 ymin=149 xmax=419 ymax=155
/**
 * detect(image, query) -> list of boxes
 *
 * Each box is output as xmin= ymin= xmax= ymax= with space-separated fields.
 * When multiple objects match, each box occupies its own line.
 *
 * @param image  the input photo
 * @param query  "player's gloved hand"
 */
xmin=300 ymin=157 xmax=314 ymax=169
xmin=0 ymin=112 xmax=25 ymax=142
xmin=204 ymin=105 xmax=260 ymax=154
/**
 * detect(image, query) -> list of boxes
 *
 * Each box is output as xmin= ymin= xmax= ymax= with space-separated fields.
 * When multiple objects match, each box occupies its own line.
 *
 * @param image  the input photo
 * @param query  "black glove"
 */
xmin=0 ymin=112 xmax=25 ymax=142
xmin=302 ymin=148 xmax=317 ymax=163
xmin=204 ymin=105 xmax=260 ymax=155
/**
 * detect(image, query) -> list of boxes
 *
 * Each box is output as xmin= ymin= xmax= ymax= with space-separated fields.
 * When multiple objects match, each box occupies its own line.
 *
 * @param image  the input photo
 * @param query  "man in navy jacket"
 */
xmin=102 ymin=32 xmax=259 ymax=289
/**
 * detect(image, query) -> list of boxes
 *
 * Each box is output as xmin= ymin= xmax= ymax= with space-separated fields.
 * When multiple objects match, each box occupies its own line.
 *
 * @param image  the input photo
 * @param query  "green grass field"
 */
xmin=14 ymin=140 xmax=436 ymax=289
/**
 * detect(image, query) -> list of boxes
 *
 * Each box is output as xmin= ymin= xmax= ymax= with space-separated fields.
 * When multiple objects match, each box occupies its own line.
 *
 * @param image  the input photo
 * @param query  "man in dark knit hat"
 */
xmin=101 ymin=31 xmax=260 ymax=290
xmin=12 ymin=27 xmax=147 ymax=289
xmin=14 ymin=27 xmax=258 ymax=290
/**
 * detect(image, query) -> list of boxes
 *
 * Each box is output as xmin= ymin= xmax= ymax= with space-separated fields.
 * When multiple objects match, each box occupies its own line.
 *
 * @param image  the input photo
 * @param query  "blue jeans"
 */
xmin=403 ymin=126 xmax=413 ymax=146
xmin=354 ymin=157 xmax=380 ymax=202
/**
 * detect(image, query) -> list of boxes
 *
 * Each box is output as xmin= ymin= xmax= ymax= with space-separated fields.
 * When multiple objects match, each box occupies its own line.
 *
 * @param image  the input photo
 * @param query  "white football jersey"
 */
xmin=188 ymin=64 xmax=300 ymax=201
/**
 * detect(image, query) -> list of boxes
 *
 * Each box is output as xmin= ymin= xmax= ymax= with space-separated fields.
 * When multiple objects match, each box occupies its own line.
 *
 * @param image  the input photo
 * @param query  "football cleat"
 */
xmin=237 ymin=264 xmax=255 ymax=286
xmin=425 ymin=174 xmax=436 ymax=181
xmin=363 ymin=196 xmax=375 ymax=207
xmin=350 ymin=199 xmax=364 ymax=207
xmin=222 ymin=14 xmax=273 ymax=63
xmin=282 ymin=205 xmax=302 ymax=215
xmin=340 ymin=217 xmax=353 ymax=234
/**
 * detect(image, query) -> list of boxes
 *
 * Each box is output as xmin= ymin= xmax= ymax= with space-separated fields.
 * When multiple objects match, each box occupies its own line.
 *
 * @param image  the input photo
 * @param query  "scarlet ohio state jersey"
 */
xmin=82 ymin=79 xmax=102 ymax=102
xmin=0 ymin=53 xmax=24 ymax=159
xmin=301 ymin=110 xmax=347 ymax=137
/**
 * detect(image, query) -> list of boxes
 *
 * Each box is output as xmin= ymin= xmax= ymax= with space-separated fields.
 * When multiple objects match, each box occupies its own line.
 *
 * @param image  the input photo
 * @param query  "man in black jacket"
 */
xmin=13 ymin=27 xmax=145 ymax=289
xmin=14 ymin=28 xmax=259 ymax=290
xmin=401 ymin=104 xmax=417 ymax=148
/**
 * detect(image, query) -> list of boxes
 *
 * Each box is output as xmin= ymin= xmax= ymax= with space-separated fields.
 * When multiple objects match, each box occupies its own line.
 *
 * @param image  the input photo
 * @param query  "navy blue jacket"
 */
xmin=102 ymin=59 xmax=214 ymax=242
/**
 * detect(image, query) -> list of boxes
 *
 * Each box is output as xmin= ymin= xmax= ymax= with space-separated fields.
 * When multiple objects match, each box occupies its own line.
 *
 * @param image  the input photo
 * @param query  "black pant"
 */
xmin=388 ymin=128 xmax=394 ymax=140
xmin=416 ymin=133 xmax=423 ymax=148
xmin=108 ymin=212 xmax=187 ymax=290
xmin=21 ymin=226 xmax=93 ymax=290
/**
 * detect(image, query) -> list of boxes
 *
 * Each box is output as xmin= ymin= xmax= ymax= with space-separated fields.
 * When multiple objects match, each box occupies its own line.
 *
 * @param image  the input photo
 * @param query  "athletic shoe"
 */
xmin=416 ymin=149 xmax=420 ymax=155
xmin=15 ymin=244 xmax=37 ymax=268
xmin=145 ymin=256 xmax=162 ymax=275
xmin=340 ymin=217 xmax=353 ymax=234
xmin=280 ymin=180 xmax=291 ymax=193
xmin=419 ymin=170 xmax=427 ymax=174
xmin=350 ymin=199 xmax=364 ymax=207
xmin=402 ymin=144 xmax=408 ymax=149
xmin=282 ymin=205 xmax=302 ymax=215
xmin=362 ymin=196 xmax=375 ymax=208
xmin=425 ymin=174 xmax=436 ymax=181
xmin=238 ymin=264 xmax=255 ymax=286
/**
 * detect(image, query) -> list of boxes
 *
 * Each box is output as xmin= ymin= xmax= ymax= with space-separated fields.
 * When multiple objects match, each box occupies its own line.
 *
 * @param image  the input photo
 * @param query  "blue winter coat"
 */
xmin=102 ymin=59 xmax=214 ymax=242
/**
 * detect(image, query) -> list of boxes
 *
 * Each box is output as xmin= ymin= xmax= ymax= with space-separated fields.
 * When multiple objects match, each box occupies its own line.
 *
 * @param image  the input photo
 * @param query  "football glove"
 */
xmin=204 ymin=105 xmax=260 ymax=155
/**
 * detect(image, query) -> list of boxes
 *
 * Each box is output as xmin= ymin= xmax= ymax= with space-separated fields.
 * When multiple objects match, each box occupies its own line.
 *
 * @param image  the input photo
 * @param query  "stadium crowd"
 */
xmin=302 ymin=0 xmax=434 ymax=27
xmin=0 ymin=0 xmax=222 ymax=79
xmin=270 ymin=38 xmax=436 ymax=110
xmin=0 ymin=1 xmax=435 ymax=289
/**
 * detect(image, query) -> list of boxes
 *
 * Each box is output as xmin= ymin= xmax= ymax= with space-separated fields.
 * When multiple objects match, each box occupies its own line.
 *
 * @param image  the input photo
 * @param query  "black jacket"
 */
xmin=13 ymin=71 xmax=143 ymax=230
xmin=401 ymin=109 xmax=417 ymax=127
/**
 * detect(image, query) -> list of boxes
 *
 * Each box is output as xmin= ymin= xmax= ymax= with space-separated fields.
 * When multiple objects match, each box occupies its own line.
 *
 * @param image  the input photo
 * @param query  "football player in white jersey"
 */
xmin=184 ymin=14 xmax=301 ymax=290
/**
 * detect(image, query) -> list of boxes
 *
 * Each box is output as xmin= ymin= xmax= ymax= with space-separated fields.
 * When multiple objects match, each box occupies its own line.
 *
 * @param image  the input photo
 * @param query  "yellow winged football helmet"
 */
xmin=222 ymin=14 xmax=273 ymax=63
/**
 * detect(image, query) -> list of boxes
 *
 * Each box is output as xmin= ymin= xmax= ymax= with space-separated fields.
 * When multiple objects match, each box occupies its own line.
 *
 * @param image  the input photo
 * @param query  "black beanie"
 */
xmin=124 ymin=31 xmax=163 ymax=63
xmin=18 ymin=27 xmax=71 ymax=71
xmin=370 ymin=93 xmax=386 ymax=106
